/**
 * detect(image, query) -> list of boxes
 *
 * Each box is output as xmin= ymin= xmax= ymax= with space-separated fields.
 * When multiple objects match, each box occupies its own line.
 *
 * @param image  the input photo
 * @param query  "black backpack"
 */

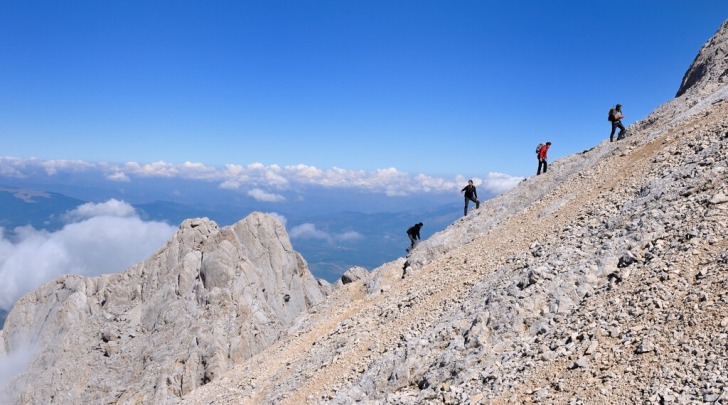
xmin=608 ymin=108 xmax=615 ymax=122
xmin=536 ymin=143 xmax=544 ymax=155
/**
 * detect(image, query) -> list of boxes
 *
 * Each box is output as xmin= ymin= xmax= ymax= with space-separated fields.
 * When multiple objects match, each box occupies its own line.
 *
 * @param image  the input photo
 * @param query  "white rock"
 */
xmin=1 ymin=213 xmax=326 ymax=404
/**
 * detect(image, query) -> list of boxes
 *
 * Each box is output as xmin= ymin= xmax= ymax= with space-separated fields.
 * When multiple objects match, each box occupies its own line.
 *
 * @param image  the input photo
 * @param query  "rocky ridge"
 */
xmin=677 ymin=19 xmax=728 ymax=97
xmin=0 ymin=213 xmax=326 ymax=404
xmin=2 ymin=19 xmax=728 ymax=405
xmin=179 ymin=21 xmax=728 ymax=404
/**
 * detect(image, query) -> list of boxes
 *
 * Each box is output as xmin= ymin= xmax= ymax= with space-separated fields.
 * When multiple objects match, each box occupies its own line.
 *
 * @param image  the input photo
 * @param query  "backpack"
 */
xmin=536 ymin=143 xmax=544 ymax=155
xmin=608 ymin=108 xmax=615 ymax=122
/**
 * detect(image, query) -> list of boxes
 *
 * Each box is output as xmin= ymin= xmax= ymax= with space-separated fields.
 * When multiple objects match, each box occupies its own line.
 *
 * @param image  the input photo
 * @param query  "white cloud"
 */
xmin=0 ymin=157 xmax=26 ymax=178
xmin=219 ymin=180 xmax=241 ymax=190
xmin=223 ymin=164 xmax=245 ymax=175
xmin=288 ymin=164 xmax=324 ymax=180
xmin=267 ymin=212 xmax=287 ymax=226
xmin=179 ymin=161 xmax=219 ymax=179
xmin=39 ymin=159 xmax=94 ymax=175
xmin=0 ymin=200 xmax=176 ymax=311
xmin=247 ymin=188 xmax=285 ymax=202
xmin=124 ymin=161 xmax=179 ymax=177
xmin=288 ymin=223 xmax=362 ymax=244
xmin=106 ymin=172 xmax=130 ymax=182
xmin=0 ymin=339 xmax=38 ymax=402
xmin=0 ymin=157 xmax=522 ymax=197
xmin=479 ymin=172 xmax=523 ymax=195
xmin=415 ymin=173 xmax=460 ymax=193
xmin=338 ymin=231 xmax=363 ymax=241
xmin=63 ymin=199 xmax=136 ymax=222
xmin=289 ymin=223 xmax=329 ymax=240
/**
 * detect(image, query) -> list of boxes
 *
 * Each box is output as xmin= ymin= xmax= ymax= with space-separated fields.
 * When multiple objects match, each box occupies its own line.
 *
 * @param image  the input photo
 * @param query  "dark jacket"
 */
xmin=461 ymin=184 xmax=477 ymax=199
xmin=407 ymin=223 xmax=423 ymax=239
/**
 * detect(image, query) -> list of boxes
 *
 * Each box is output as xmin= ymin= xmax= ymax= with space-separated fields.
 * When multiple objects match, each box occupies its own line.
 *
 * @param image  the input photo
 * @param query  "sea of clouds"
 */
xmin=0 ymin=199 xmax=176 ymax=312
xmin=0 ymin=157 xmax=523 ymax=198
xmin=0 ymin=199 xmax=175 ymax=395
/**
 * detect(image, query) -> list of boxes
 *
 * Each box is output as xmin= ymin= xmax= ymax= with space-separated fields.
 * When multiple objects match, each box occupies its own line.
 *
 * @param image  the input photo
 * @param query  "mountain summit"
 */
xmin=3 ymin=20 xmax=728 ymax=405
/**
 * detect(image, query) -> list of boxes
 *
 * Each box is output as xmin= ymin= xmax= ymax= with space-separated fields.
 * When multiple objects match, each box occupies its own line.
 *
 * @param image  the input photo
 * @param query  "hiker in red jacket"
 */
xmin=537 ymin=142 xmax=551 ymax=175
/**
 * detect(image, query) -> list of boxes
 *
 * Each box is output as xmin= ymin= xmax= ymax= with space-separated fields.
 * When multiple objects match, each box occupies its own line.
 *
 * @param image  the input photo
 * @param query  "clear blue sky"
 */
xmin=2 ymin=1 xmax=727 ymax=178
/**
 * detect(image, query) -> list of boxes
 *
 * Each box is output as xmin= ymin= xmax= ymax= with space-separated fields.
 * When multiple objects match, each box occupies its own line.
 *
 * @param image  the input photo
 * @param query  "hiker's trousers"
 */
xmin=610 ymin=120 xmax=625 ymax=141
xmin=464 ymin=196 xmax=479 ymax=216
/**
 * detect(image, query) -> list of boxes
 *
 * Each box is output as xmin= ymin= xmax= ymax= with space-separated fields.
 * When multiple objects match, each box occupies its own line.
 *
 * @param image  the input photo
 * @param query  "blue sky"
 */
xmin=1 ymin=1 xmax=727 ymax=180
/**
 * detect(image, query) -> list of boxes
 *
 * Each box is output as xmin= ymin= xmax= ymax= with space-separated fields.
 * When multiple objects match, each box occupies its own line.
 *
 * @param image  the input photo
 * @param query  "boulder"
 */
xmin=341 ymin=266 xmax=370 ymax=284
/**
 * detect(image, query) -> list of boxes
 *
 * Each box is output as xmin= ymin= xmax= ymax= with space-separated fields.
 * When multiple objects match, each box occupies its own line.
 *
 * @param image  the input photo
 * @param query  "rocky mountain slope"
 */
xmin=177 ymin=21 xmax=728 ymax=404
xmin=2 ymin=19 xmax=728 ymax=405
xmin=0 ymin=213 xmax=327 ymax=404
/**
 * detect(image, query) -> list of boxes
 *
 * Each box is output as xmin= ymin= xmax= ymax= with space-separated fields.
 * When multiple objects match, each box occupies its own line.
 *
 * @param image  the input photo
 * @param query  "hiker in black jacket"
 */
xmin=406 ymin=222 xmax=423 ymax=252
xmin=461 ymin=179 xmax=480 ymax=216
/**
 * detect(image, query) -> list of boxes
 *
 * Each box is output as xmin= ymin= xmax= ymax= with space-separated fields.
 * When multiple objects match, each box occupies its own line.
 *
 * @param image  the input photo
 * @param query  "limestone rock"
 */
xmin=6 ymin=17 xmax=728 ymax=405
xmin=676 ymin=20 xmax=728 ymax=97
xmin=341 ymin=266 xmax=369 ymax=285
xmin=176 ymin=19 xmax=728 ymax=405
xmin=0 ymin=213 xmax=325 ymax=404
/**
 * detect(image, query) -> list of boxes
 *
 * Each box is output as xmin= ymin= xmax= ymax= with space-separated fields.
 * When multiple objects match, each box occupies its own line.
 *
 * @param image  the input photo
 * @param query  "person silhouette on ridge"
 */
xmin=406 ymin=222 xmax=423 ymax=252
xmin=536 ymin=142 xmax=551 ymax=175
xmin=608 ymin=103 xmax=626 ymax=142
xmin=461 ymin=179 xmax=480 ymax=216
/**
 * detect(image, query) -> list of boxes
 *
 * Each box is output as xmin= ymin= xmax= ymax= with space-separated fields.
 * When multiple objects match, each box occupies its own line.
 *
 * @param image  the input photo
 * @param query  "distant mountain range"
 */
xmin=3 ymin=18 xmax=728 ymax=404
xmin=0 ymin=187 xmax=85 ymax=233
xmin=0 ymin=185 xmax=460 ymax=283
xmin=134 ymin=198 xmax=461 ymax=281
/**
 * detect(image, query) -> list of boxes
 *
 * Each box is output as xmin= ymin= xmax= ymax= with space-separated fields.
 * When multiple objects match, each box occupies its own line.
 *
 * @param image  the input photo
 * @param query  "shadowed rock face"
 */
xmin=676 ymin=20 xmax=728 ymax=97
xmin=0 ymin=212 xmax=326 ymax=404
xmin=0 ymin=309 xmax=7 ymax=330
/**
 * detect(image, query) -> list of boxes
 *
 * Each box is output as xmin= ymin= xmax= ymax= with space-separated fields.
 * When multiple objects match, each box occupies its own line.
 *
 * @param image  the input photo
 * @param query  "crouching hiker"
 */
xmin=536 ymin=141 xmax=551 ymax=175
xmin=461 ymin=179 xmax=480 ymax=216
xmin=406 ymin=222 xmax=423 ymax=253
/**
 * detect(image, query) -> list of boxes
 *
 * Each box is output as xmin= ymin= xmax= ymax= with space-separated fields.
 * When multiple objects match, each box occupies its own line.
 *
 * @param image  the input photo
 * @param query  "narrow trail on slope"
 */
xmin=280 ymin=107 xmax=710 ymax=404
xmin=184 ymin=100 xmax=723 ymax=405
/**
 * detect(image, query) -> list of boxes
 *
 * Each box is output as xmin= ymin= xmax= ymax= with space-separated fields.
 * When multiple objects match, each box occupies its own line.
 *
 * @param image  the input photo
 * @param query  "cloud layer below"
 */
xmin=0 ymin=157 xmax=523 ymax=197
xmin=0 ymin=199 xmax=176 ymax=311
xmin=289 ymin=223 xmax=363 ymax=244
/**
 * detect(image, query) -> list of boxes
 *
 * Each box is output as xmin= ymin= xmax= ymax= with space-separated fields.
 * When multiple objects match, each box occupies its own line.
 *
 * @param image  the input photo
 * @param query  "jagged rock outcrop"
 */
xmin=0 ymin=213 xmax=326 ymax=404
xmin=677 ymin=19 xmax=728 ymax=97
xmin=178 ymin=20 xmax=728 ymax=404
